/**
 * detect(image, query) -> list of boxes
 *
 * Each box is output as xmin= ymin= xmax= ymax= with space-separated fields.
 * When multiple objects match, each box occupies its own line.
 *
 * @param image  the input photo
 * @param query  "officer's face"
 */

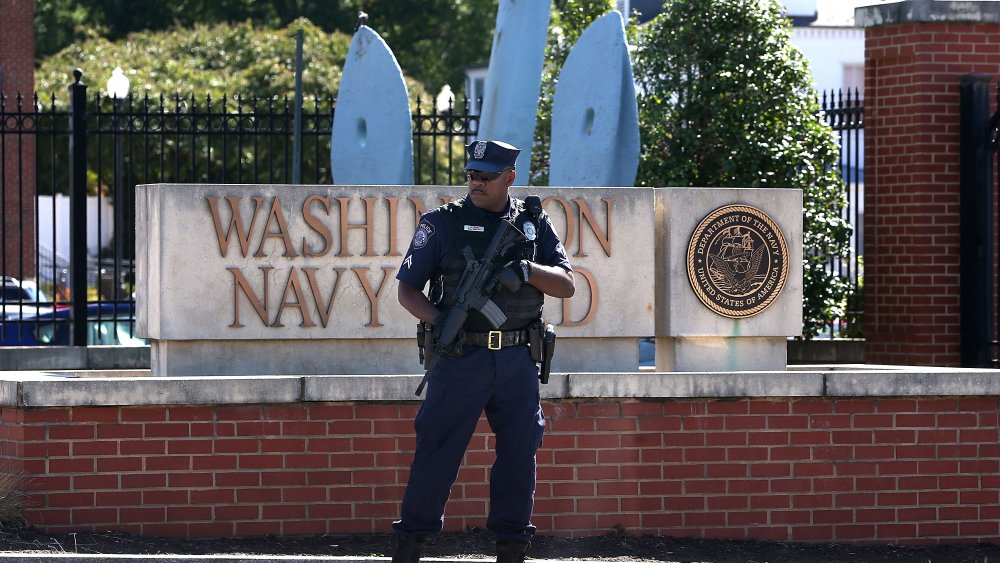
xmin=466 ymin=168 xmax=515 ymax=213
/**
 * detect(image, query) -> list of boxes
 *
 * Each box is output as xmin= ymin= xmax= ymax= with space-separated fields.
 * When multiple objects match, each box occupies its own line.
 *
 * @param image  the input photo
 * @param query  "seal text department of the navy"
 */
xmin=687 ymin=205 xmax=788 ymax=318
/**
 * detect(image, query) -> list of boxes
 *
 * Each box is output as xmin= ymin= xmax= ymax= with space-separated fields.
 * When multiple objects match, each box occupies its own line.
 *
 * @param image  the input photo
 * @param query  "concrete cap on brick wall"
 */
xmin=2 ymin=366 xmax=1000 ymax=407
xmin=856 ymin=0 xmax=1000 ymax=27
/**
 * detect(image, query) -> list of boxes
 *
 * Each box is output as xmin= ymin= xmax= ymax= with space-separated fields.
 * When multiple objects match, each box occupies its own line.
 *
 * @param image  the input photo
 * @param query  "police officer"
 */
xmin=392 ymin=140 xmax=575 ymax=563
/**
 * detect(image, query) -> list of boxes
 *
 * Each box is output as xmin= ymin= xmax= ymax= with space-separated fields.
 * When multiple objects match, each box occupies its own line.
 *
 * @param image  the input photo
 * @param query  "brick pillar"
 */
xmin=857 ymin=1 xmax=1000 ymax=366
xmin=0 ymin=0 xmax=36 ymax=280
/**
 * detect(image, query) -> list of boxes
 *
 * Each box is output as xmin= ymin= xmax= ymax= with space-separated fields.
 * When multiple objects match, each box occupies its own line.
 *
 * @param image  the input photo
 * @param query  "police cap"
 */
xmin=464 ymin=140 xmax=520 ymax=173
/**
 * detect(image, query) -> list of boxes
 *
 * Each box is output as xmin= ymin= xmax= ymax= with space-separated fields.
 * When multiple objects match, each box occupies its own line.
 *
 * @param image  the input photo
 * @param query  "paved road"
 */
xmin=0 ymin=557 xmax=540 ymax=563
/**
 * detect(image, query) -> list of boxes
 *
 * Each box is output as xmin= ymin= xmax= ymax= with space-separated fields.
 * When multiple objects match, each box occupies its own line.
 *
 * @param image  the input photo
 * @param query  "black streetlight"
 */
xmin=106 ymin=66 xmax=130 ymax=302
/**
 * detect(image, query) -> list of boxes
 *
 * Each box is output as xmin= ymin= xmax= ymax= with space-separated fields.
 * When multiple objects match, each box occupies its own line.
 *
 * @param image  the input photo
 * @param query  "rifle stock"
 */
xmin=433 ymin=307 xmax=469 ymax=355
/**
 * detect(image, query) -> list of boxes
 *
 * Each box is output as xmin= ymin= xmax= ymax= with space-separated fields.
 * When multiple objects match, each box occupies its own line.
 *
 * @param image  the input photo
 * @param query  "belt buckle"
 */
xmin=487 ymin=330 xmax=502 ymax=350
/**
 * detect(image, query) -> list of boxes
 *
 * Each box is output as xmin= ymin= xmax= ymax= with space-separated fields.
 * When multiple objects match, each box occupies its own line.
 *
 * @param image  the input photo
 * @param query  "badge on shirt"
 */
xmin=522 ymin=221 xmax=536 ymax=241
xmin=464 ymin=225 xmax=485 ymax=232
xmin=413 ymin=222 xmax=434 ymax=249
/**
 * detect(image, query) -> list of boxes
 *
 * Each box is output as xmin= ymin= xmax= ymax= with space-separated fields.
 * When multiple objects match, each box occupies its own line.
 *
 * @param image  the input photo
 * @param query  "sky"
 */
xmin=814 ymin=0 xmax=896 ymax=26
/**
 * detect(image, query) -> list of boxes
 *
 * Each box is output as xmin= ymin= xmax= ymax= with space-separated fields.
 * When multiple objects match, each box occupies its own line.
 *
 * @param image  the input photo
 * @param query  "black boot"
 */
xmin=496 ymin=539 xmax=530 ymax=563
xmin=391 ymin=534 xmax=426 ymax=563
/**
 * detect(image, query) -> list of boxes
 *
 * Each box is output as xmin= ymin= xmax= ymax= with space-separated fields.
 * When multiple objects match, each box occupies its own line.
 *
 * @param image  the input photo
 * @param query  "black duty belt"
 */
xmin=464 ymin=329 xmax=530 ymax=350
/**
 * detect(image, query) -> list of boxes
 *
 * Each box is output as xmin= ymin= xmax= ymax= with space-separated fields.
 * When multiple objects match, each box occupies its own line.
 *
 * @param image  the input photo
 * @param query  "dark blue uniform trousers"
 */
xmin=393 ymin=344 xmax=545 ymax=543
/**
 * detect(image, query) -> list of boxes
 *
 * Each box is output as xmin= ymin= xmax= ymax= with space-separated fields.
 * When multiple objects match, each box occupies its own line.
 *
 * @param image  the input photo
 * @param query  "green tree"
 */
xmin=359 ymin=0 xmax=499 ymax=94
xmin=634 ymin=0 xmax=852 ymax=337
xmin=530 ymin=0 xmax=627 ymax=186
xmin=36 ymin=19 xmax=354 ymax=102
xmin=33 ymin=0 xmax=373 ymax=57
xmin=34 ymin=0 xmax=498 ymax=94
xmin=33 ymin=19 xmax=442 ymax=198
xmin=34 ymin=0 xmax=104 ymax=61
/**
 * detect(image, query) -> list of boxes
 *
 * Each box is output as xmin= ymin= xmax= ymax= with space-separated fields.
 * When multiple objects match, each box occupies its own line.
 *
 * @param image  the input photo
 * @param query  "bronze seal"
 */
xmin=687 ymin=205 xmax=788 ymax=318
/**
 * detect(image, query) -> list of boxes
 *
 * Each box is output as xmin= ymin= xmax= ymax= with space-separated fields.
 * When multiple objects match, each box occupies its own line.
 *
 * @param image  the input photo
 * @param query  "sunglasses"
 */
xmin=466 ymin=169 xmax=510 ymax=182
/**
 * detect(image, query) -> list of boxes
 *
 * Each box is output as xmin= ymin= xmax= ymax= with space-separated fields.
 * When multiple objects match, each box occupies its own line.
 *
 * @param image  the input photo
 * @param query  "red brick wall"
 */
xmin=0 ymin=0 xmax=37 ymax=280
xmin=863 ymin=22 xmax=1000 ymax=366
xmin=3 ymin=397 xmax=1000 ymax=544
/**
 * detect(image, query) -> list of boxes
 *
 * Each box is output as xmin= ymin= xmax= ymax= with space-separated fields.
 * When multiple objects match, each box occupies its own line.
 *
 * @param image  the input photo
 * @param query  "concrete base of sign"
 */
xmin=555 ymin=337 xmax=639 ymax=373
xmin=150 ymin=336 xmax=642 ymax=377
xmin=150 ymin=339 xmax=418 ymax=377
xmin=655 ymin=336 xmax=787 ymax=372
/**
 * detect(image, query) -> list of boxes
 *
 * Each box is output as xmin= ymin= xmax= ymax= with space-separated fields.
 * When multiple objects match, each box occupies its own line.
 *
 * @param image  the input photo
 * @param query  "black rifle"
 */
xmin=415 ymin=218 xmax=522 ymax=395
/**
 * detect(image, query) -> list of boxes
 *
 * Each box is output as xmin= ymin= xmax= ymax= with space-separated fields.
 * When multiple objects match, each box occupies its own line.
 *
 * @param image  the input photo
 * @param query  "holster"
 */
xmin=541 ymin=323 xmax=556 ymax=384
xmin=414 ymin=321 xmax=436 ymax=397
xmin=528 ymin=322 xmax=544 ymax=363
xmin=528 ymin=321 xmax=556 ymax=384
xmin=418 ymin=321 xmax=436 ymax=370
xmin=417 ymin=322 xmax=427 ymax=365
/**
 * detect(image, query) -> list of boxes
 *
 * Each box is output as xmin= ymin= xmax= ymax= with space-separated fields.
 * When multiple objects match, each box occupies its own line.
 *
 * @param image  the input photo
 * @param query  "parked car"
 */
xmin=1 ymin=276 xmax=48 ymax=303
xmin=639 ymin=337 xmax=654 ymax=368
xmin=1 ymin=277 xmax=54 ymax=320
xmin=0 ymin=302 xmax=144 ymax=346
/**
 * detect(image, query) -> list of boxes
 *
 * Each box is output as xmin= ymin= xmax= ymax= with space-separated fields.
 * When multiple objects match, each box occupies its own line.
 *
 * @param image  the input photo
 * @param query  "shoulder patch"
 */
xmin=413 ymin=221 xmax=435 ymax=249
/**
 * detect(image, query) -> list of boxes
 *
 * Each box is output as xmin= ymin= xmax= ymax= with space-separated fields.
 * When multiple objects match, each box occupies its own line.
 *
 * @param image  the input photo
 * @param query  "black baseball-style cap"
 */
xmin=464 ymin=140 xmax=520 ymax=173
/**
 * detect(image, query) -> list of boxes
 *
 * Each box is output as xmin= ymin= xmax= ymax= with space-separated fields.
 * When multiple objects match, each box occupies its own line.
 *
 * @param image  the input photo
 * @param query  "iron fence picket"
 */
xmin=819 ymin=88 xmax=865 ymax=339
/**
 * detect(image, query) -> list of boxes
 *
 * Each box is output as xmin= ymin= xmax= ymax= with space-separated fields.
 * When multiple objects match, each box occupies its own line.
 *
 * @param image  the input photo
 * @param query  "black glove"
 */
xmin=432 ymin=313 xmax=464 ymax=356
xmin=491 ymin=260 xmax=531 ymax=293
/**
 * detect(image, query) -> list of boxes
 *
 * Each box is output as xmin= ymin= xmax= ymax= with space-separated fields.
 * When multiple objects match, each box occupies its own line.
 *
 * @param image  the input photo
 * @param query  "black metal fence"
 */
xmin=820 ymin=88 xmax=865 ymax=338
xmin=0 ymin=71 xmax=479 ymax=346
xmin=0 ymin=77 xmax=862 ymax=346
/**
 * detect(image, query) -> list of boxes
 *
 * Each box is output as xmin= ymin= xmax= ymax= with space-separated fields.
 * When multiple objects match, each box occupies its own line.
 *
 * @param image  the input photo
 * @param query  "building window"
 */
xmin=464 ymin=66 xmax=488 ymax=115
xmin=843 ymin=63 xmax=864 ymax=99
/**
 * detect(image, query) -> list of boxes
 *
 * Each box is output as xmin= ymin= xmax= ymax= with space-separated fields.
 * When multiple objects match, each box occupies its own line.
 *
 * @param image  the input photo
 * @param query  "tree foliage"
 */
xmin=37 ymin=19 xmax=342 ymax=103
xmin=363 ymin=0 xmax=499 ymax=95
xmin=31 ymin=19 xmax=440 ymax=201
xmin=633 ymin=0 xmax=852 ymax=337
xmin=34 ymin=0 xmax=499 ymax=93
xmin=530 ymin=0 xmax=629 ymax=186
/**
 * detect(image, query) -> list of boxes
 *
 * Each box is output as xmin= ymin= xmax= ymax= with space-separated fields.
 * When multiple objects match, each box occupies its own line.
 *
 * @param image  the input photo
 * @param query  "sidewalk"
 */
xmin=0 ymin=556 xmax=494 ymax=563
xmin=0 ymin=557 xmax=571 ymax=563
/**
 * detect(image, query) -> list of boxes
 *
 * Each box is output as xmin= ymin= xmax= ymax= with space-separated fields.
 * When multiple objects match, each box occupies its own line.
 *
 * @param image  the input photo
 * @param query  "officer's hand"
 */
xmin=431 ymin=312 xmax=448 ymax=342
xmin=432 ymin=313 xmax=464 ymax=356
xmin=491 ymin=260 xmax=531 ymax=293
xmin=433 ymin=327 xmax=464 ymax=356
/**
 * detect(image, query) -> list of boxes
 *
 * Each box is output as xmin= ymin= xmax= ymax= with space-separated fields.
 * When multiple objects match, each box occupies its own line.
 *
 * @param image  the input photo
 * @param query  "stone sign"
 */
xmin=137 ymin=184 xmax=801 ymax=375
xmin=136 ymin=184 xmax=655 ymax=375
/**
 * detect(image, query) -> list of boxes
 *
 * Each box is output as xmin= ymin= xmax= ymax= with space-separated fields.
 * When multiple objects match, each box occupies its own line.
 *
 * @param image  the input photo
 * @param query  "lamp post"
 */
xmin=106 ymin=67 xmax=129 ymax=301
xmin=435 ymin=84 xmax=455 ymax=114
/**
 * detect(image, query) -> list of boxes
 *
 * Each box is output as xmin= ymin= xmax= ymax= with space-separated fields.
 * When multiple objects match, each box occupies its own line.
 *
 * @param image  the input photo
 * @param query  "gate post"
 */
xmin=857 ymin=1 xmax=1000 ymax=366
xmin=68 ymin=69 xmax=88 ymax=346
xmin=958 ymin=74 xmax=994 ymax=367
